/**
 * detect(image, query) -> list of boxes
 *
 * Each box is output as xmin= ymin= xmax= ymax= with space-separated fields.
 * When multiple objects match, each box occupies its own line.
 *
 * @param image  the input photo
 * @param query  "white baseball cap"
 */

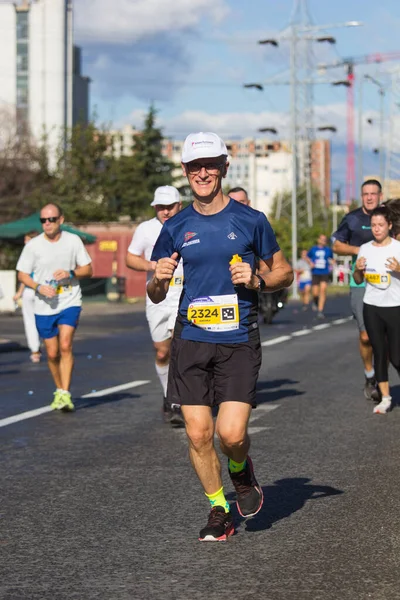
xmin=181 ymin=132 xmax=228 ymax=163
xmin=150 ymin=186 xmax=180 ymax=207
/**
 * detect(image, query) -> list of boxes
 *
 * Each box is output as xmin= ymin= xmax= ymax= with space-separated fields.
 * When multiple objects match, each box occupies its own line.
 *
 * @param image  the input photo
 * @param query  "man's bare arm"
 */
xmin=258 ymin=250 xmax=294 ymax=292
xmin=126 ymin=252 xmax=156 ymax=272
xmin=147 ymin=252 xmax=179 ymax=304
xmin=74 ymin=264 xmax=93 ymax=279
xmin=332 ymin=240 xmax=359 ymax=257
xmin=18 ymin=271 xmax=39 ymax=291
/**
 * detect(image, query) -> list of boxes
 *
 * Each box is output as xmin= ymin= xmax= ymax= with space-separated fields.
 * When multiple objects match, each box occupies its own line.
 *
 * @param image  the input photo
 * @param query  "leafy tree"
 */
xmin=269 ymin=185 xmax=333 ymax=260
xmin=121 ymin=106 xmax=176 ymax=218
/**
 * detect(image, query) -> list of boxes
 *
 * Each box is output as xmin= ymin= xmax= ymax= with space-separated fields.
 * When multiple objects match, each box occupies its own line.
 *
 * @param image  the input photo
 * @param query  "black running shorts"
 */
xmin=312 ymin=273 xmax=330 ymax=285
xmin=167 ymin=337 xmax=262 ymax=407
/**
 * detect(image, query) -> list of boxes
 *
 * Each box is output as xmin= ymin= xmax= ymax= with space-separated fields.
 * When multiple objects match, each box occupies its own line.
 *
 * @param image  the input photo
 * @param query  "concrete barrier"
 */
xmin=0 ymin=270 xmax=16 ymax=312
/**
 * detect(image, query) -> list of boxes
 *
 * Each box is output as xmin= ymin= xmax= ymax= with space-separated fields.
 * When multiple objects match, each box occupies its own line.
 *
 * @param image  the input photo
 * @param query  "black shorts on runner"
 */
xmin=312 ymin=274 xmax=330 ymax=285
xmin=167 ymin=337 xmax=262 ymax=407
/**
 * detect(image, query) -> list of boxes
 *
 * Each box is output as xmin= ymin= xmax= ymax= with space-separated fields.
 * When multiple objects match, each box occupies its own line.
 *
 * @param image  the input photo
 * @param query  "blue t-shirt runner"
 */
xmin=307 ymin=245 xmax=333 ymax=275
xmin=151 ymin=199 xmax=280 ymax=344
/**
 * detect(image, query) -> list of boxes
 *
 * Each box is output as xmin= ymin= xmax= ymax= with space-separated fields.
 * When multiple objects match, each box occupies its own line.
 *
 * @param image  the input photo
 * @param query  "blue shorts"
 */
xmin=299 ymin=280 xmax=312 ymax=291
xmin=35 ymin=306 xmax=82 ymax=339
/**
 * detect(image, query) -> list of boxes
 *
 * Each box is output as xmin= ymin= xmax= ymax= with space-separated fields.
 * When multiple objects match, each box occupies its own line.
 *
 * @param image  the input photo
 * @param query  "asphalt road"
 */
xmin=1 ymin=296 xmax=400 ymax=600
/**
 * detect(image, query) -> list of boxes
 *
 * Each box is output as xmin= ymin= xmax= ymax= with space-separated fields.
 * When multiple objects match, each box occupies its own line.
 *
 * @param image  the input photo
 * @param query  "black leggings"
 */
xmin=363 ymin=303 xmax=400 ymax=383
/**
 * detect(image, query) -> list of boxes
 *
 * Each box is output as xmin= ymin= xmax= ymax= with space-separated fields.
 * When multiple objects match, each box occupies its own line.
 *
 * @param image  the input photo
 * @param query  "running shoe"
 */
xmin=364 ymin=377 xmax=380 ymax=402
xmin=59 ymin=391 xmax=75 ymax=412
xmin=316 ymin=311 xmax=325 ymax=319
xmin=51 ymin=390 xmax=64 ymax=410
xmin=169 ymin=403 xmax=185 ymax=427
xmin=373 ymin=397 xmax=392 ymax=414
xmin=198 ymin=507 xmax=234 ymax=542
xmin=163 ymin=398 xmax=184 ymax=427
xmin=229 ymin=456 xmax=263 ymax=518
xmin=163 ymin=397 xmax=173 ymax=423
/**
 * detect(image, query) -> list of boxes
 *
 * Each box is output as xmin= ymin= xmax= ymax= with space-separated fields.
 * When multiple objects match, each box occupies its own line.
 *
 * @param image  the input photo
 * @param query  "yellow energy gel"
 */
xmin=229 ymin=254 xmax=242 ymax=265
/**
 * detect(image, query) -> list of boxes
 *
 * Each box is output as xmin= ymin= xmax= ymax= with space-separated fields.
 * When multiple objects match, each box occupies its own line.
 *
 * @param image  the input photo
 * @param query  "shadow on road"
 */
xmin=228 ymin=477 xmax=343 ymax=533
xmin=75 ymin=392 xmax=141 ymax=411
xmin=255 ymin=378 xmax=305 ymax=405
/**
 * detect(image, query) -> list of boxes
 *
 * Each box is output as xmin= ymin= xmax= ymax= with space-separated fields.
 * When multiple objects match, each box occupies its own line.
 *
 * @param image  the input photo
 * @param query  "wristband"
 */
xmin=36 ymin=284 xmax=41 ymax=294
xmin=69 ymin=270 xmax=76 ymax=279
xmin=255 ymin=274 xmax=266 ymax=292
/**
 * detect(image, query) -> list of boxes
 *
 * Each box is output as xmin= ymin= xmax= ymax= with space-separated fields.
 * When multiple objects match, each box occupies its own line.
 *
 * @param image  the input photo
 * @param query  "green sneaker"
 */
xmin=51 ymin=390 xmax=64 ymax=410
xmin=59 ymin=391 xmax=75 ymax=412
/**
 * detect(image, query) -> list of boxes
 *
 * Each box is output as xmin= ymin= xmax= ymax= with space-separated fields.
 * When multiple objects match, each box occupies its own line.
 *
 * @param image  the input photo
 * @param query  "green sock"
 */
xmin=205 ymin=486 xmax=230 ymax=513
xmin=228 ymin=458 xmax=246 ymax=473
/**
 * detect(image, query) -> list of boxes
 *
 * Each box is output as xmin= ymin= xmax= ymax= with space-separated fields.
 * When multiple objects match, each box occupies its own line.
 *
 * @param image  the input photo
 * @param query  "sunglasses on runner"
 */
xmin=40 ymin=217 xmax=59 ymax=223
xmin=186 ymin=162 xmax=226 ymax=175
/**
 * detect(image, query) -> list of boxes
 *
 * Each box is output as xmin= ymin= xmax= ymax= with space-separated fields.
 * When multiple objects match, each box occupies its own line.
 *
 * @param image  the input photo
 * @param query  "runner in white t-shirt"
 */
xmin=126 ymin=186 xmax=184 ymax=426
xmin=16 ymin=204 xmax=93 ymax=411
xmin=354 ymin=205 xmax=400 ymax=414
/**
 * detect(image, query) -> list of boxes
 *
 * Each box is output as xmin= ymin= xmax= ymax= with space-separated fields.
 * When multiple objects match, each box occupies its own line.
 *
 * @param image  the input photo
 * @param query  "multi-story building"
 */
xmin=106 ymin=126 xmax=331 ymax=216
xmin=161 ymin=136 xmax=331 ymax=216
xmin=0 ymin=0 xmax=89 ymax=166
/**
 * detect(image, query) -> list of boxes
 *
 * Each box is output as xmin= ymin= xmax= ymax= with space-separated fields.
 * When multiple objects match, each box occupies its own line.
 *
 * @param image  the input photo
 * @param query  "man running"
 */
xmin=307 ymin=234 xmax=334 ymax=319
xmin=148 ymin=132 xmax=293 ymax=541
xmin=126 ymin=186 xmax=184 ymax=426
xmin=332 ymin=179 xmax=382 ymax=401
xmin=16 ymin=203 xmax=92 ymax=411
xmin=228 ymin=186 xmax=250 ymax=206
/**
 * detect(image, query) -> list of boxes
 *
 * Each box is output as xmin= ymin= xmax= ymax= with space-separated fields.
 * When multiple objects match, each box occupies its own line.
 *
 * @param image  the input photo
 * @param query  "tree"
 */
xmin=0 ymin=107 xmax=52 ymax=221
xmin=121 ymin=106 xmax=176 ymax=218
xmin=269 ymin=185 xmax=332 ymax=259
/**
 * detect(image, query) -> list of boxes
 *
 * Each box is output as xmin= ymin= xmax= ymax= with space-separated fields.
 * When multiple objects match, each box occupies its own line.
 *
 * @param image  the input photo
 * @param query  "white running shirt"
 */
xmin=358 ymin=238 xmax=400 ymax=307
xmin=16 ymin=231 xmax=92 ymax=316
xmin=127 ymin=217 xmax=183 ymax=308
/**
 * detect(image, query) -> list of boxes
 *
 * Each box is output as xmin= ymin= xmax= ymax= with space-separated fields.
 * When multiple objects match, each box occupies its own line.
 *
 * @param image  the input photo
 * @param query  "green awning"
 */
xmin=0 ymin=213 xmax=96 ymax=243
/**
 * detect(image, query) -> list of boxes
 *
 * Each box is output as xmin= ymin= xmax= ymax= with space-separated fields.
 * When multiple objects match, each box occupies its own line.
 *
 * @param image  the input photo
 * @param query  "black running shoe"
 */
xmin=198 ymin=507 xmax=234 ymax=542
xmin=229 ymin=456 xmax=263 ymax=518
xmin=163 ymin=397 xmax=172 ymax=423
xmin=364 ymin=377 xmax=380 ymax=402
xmin=169 ymin=403 xmax=185 ymax=427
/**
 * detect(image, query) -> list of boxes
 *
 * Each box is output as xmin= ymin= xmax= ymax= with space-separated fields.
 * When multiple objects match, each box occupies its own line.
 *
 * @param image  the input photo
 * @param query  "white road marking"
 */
xmin=0 ymin=380 xmax=151 ymax=429
xmin=332 ymin=317 xmax=352 ymax=325
xmin=312 ymin=323 xmax=331 ymax=331
xmin=291 ymin=329 xmax=312 ymax=337
xmin=261 ymin=335 xmax=291 ymax=347
xmin=260 ymin=315 xmax=351 ymax=348
xmin=83 ymin=381 xmax=150 ymax=398
xmin=247 ymin=426 xmax=272 ymax=435
xmin=249 ymin=404 xmax=279 ymax=423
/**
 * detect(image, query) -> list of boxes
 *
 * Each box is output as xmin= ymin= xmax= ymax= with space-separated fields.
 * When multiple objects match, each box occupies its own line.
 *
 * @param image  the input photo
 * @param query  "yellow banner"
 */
xmin=99 ymin=241 xmax=118 ymax=252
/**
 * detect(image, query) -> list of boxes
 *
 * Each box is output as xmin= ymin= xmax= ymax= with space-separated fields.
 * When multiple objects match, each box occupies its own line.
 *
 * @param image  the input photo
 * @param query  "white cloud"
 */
xmin=121 ymin=102 xmax=395 ymax=152
xmin=76 ymin=0 xmax=229 ymax=44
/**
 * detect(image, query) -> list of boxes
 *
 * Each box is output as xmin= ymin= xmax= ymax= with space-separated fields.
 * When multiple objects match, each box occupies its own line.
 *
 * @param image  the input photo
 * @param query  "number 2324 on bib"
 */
xmin=188 ymin=294 xmax=239 ymax=332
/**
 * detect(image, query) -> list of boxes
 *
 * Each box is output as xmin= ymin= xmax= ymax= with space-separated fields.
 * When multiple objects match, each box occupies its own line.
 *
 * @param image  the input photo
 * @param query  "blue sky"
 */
xmin=75 ymin=0 xmax=400 ymax=196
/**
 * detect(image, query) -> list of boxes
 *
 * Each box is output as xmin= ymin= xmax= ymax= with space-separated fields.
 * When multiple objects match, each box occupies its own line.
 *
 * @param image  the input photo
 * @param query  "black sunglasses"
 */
xmin=40 ymin=217 xmax=59 ymax=224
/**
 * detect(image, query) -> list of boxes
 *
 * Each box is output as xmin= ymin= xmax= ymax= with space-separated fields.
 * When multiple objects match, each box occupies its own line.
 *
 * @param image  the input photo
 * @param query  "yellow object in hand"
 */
xmin=229 ymin=254 xmax=242 ymax=265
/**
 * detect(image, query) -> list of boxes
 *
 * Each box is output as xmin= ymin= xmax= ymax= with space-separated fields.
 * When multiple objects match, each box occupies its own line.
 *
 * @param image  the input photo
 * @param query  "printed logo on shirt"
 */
xmin=184 ymin=231 xmax=198 ymax=242
xmin=227 ymin=232 xmax=237 ymax=240
xmin=182 ymin=239 xmax=200 ymax=248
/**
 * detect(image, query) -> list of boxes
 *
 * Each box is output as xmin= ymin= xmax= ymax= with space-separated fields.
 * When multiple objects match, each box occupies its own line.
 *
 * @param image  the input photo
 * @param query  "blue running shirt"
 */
xmin=307 ymin=246 xmax=333 ymax=275
xmin=151 ymin=199 xmax=280 ymax=343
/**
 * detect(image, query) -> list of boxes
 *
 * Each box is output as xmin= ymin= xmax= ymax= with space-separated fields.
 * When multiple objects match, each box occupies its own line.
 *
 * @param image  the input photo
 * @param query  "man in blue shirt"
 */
xmin=332 ymin=179 xmax=382 ymax=401
xmin=307 ymin=234 xmax=334 ymax=319
xmin=148 ymin=131 xmax=293 ymax=542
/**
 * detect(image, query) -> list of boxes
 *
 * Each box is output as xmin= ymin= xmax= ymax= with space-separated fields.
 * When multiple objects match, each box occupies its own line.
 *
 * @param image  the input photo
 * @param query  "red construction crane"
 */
xmin=319 ymin=52 xmax=400 ymax=203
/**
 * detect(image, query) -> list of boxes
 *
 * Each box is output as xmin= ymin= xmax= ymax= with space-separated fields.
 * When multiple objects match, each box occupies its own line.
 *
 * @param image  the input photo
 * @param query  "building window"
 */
xmin=16 ymin=9 xmax=30 ymax=135
xmin=17 ymin=44 xmax=28 ymax=72
xmin=16 ymin=11 xmax=28 ymax=40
